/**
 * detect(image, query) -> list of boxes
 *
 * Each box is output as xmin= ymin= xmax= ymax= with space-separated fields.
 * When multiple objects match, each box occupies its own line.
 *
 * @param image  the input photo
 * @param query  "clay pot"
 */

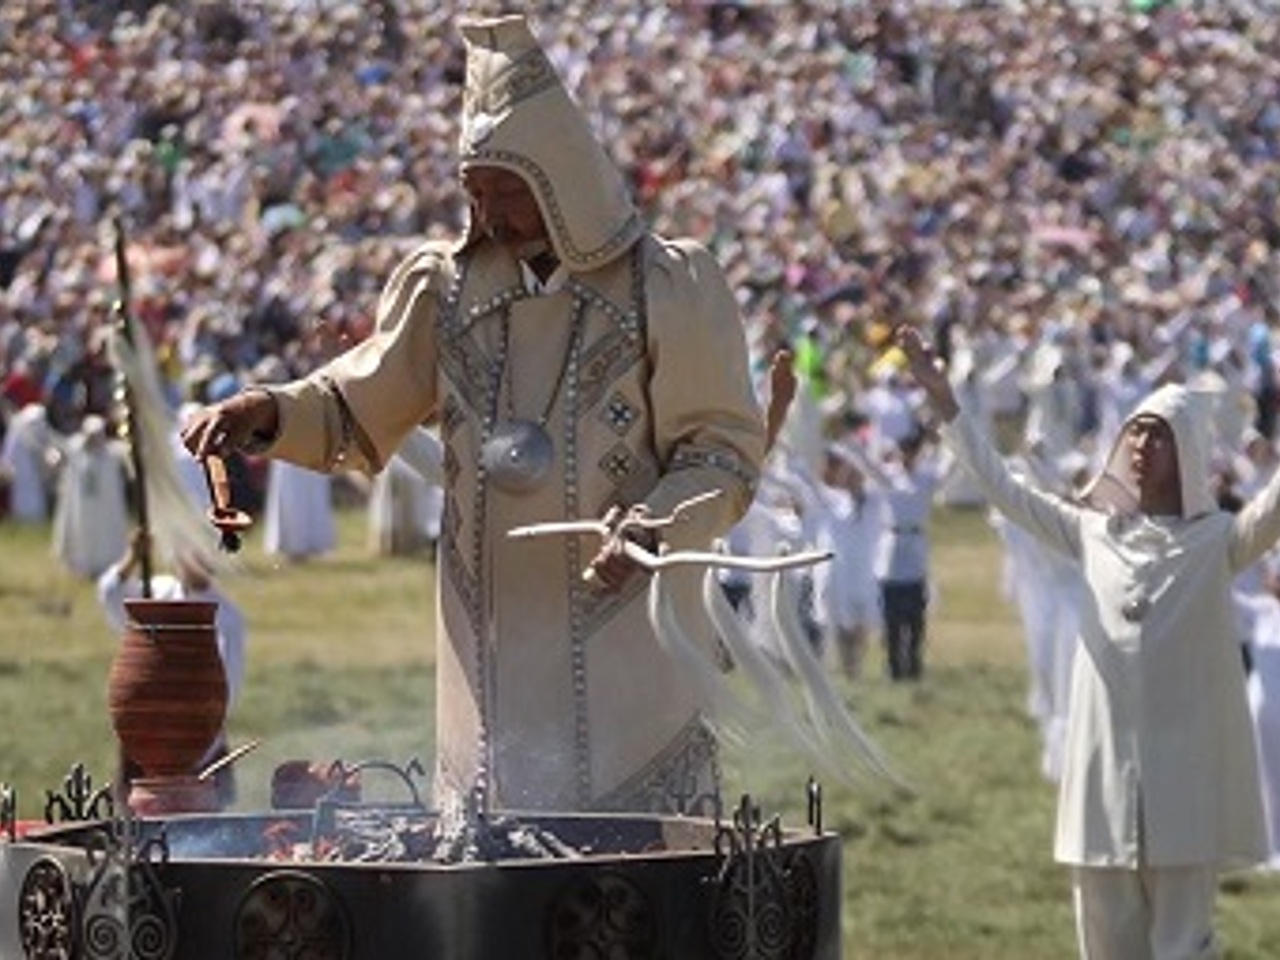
xmin=108 ymin=599 xmax=228 ymax=781
xmin=128 ymin=776 xmax=221 ymax=816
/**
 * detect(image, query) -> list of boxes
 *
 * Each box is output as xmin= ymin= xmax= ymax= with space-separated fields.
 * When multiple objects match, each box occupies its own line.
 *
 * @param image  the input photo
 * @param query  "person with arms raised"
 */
xmin=896 ymin=322 xmax=1269 ymax=960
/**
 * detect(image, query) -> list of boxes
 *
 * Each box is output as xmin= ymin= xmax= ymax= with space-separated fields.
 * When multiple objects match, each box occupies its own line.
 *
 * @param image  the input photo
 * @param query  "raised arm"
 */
xmin=894 ymin=324 xmax=1084 ymax=560
xmin=895 ymin=324 xmax=959 ymax=423
xmin=765 ymin=347 xmax=797 ymax=455
xmin=830 ymin=438 xmax=894 ymax=491
xmin=1231 ymin=458 xmax=1280 ymax=571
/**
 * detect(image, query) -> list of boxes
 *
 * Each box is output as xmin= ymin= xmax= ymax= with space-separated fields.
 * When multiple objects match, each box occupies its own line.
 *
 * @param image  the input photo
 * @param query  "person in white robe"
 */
xmin=777 ymin=444 xmax=885 ymax=681
xmin=368 ymin=427 xmax=443 ymax=556
xmin=1 ymin=401 xmax=59 ymax=522
xmin=990 ymin=450 xmax=1087 ymax=782
xmin=1188 ymin=344 xmax=1255 ymax=461
xmin=1021 ymin=338 xmax=1083 ymax=462
xmin=1235 ymin=581 xmax=1280 ymax=871
xmin=716 ymin=352 xmax=802 ymax=659
xmin=899 ymin=323 xmax=1269 ymax=960
xmin=262 ymin=459 xmax=335 ymax=562
xmin=735 ymin=467 xmax=811 ymax=668
xmin=1247 ymin=596 xmax=1280 ymax=871
xmin=935 ymin=348 xmax=991 ymax=508
xmin=855 ymin=368 xmax=919 ymax=459
xmin=1231 ymin=428 xmax=1280 ymax=502
xmin=51 ymin=414 xmax=131 ymax=579
xmin=975 ymin=328 xmax=1026 ymax=436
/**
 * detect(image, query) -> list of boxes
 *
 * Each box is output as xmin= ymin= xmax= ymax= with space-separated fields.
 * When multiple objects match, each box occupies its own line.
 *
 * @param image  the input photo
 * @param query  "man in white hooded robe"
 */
xmin=899 ymin=324 xmax=1268 ymax=960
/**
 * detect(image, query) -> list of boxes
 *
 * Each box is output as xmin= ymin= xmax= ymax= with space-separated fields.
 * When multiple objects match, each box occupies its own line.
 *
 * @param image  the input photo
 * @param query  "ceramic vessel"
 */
xmin=108 ymin=598 xmax=228 ymax=781
xmin=128 ymin=775 xmax=221 ymax=816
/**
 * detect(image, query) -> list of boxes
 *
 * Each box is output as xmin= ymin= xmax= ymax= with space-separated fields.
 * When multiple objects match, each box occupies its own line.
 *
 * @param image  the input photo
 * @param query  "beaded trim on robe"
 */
xmin=592 ymin=717 xmax=722 ymax=816
xmin=435 ymin=243 xmax=658 ymax=808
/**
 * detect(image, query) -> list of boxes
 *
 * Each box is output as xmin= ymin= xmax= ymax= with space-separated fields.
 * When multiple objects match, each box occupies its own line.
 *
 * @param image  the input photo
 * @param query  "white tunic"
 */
xmin=1 ymin=403 xmax=56 ymax=522
xmin=51 ymin=430 xmax=131 ymax=579
xmin=1244 ymin=591 xmax=1280 ymax=868
xmin=943 ymin=408 xmax=1269 ymax=869
xmin=367 ymin=448 xmax=439 ymax=556
xmin=262 ymin=459 xmax=335 ymax=561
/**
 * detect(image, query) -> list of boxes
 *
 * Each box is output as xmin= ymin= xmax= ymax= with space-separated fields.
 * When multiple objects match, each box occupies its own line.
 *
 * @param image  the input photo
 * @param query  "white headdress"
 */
xmin=1081 ymin=383 xmax=1216 ymax=518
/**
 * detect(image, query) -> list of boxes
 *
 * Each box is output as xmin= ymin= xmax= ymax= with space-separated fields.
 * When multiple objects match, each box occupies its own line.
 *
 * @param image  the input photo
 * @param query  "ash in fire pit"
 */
xmin=157 ymin=758 xmax=631 ymax=867
xmin=312 ymin=758 xmax=592 ymax=865
xmin=429 ymin=785 xmax=593 ymax=865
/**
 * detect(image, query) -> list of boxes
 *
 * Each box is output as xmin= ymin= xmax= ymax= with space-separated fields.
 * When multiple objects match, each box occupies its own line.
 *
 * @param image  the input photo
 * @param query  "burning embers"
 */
xmin=157 ymin=758 xmax=615 ymax=867
xmin=256 ymin=808 xmax=597 ymax=865
xmin=259 ymin=810 xmax=436 ymax=863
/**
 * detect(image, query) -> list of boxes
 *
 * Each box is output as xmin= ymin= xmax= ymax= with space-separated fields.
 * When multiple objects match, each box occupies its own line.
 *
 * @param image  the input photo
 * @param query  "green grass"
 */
xmin=3 ymin=504 xmax=1278 ymax=958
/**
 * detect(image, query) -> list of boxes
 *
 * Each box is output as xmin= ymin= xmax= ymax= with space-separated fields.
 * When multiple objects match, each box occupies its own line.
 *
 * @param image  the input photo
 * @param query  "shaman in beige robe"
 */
xmin=256 ymin=12 xmax=764 ymax=814
xmin=267 ymin=231 xmax=762 ymax=813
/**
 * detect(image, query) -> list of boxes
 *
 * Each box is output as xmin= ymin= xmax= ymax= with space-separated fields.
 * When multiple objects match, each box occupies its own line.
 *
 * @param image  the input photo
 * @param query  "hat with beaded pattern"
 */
xmin=456 ymin=14 xmax=643 ymax=273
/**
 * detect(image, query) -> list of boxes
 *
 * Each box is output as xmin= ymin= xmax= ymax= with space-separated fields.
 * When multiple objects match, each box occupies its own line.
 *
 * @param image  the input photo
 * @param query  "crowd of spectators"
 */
xmin=6 ymin=0 xmax=1280 ymax=504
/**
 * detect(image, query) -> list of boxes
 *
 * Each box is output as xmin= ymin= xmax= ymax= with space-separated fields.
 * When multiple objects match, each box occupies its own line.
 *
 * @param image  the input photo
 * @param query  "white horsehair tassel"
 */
xmin=700 ymin=561 xmax=831 ymax=768
xmin=648 ymin=564 xmax=758 ymax=749
xmin=768 ymin=562 xmax=907 ymax=789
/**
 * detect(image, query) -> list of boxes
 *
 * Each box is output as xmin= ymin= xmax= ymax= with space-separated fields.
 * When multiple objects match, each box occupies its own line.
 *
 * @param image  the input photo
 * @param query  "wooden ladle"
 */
xmin=202 ymin=454 xmax=252 ymax=553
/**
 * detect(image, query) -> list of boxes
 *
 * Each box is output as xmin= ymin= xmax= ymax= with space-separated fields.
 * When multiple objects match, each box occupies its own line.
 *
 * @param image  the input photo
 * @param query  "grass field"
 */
xmin=3 ymin=502 xmax=1279 ymax=958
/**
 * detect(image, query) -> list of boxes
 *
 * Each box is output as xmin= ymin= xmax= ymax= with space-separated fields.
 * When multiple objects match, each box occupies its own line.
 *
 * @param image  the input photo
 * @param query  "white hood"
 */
xmin=1081 ymin=383 xmax=1216 ymax=519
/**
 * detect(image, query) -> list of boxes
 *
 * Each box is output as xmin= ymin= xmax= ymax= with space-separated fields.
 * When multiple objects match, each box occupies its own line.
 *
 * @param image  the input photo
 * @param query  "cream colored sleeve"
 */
xmin=265 ymin=243 xmax=451 ymax=475
xmin=641 ymin=238 xmax=766 ymax=549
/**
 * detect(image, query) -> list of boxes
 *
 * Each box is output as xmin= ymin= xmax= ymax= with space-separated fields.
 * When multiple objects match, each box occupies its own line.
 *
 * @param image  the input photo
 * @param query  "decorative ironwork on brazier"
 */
xmin=235 ymin=869 xmax=351 ymax=960
xmin=709 ymin=795 xmax=823 ymax=959
xmin=18 ymin=857 xmax=75 ymax=960
xmin=44 ymin=765 xmax=113 ymax=826
xmin=547 ymin=869 xmax=657 ymax=958
xmin=16 ymin=817 xmax=179 ymax=960
xmin=3 ymin=767 xmax=841 ymax=959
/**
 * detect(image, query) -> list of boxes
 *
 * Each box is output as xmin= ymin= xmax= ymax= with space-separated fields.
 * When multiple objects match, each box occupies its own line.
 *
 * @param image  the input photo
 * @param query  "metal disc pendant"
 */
xmin=1121 ymin=596 xmax=1149 ymax=623
xmin=483 ymin=419 xmax=554 ymax=495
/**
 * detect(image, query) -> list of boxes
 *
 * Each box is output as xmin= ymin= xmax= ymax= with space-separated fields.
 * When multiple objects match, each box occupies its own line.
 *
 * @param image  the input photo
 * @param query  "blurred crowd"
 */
xmin=7 ymin=0 xmax=1280 ymax=511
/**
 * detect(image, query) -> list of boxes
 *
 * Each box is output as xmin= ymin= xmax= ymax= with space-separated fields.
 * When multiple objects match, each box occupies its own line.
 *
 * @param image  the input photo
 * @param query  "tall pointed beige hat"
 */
xmin=457 ymin=15 xmax=644 ymax=273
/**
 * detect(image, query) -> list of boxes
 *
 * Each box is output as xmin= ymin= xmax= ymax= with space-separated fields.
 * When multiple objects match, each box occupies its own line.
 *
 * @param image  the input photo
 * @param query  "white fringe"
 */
xmin=109 ymin=321 xmax=228 ymax=578
xmin=646 ymin=543 xmax=906 ymax=792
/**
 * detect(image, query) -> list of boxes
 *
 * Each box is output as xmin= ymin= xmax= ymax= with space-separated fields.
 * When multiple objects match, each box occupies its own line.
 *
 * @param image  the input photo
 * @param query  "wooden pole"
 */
xmin=109 ymin=212 xmax=151 ymax=811
xmin=111 ymin=213 xmax=153 ymax=599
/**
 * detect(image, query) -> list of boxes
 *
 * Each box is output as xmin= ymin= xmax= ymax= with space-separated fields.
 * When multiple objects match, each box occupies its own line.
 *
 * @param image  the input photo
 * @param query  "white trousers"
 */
xmin=1072 ymin=865 xmax=1219 ymax=960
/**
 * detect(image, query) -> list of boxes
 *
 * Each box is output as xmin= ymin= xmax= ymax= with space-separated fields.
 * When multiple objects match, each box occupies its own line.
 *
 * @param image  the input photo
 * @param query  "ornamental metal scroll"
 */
xmin=16 ymin=818 xmax=179 ymax=960
xmin=235 ymin=869 xmax=352 ymax=960
xmin=546 ymin=870 xmax=658 ymax=959
xmin=18 ymin=856 xmax=76 ymax=960
xmin=707 ymin=794 xmax=822 ymax=960
xmin=311 ymin=756 xmax=429 ymax=849
xmin=80 ymin=820 xmax=178 ymax=960
xmin=44 ymin=764 xmax=114 ymax=826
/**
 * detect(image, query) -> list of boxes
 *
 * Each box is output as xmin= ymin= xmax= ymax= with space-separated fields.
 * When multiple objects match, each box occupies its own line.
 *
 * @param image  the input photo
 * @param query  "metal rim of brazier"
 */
xmin=3 ymin=765 xmax=839 ymax=959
